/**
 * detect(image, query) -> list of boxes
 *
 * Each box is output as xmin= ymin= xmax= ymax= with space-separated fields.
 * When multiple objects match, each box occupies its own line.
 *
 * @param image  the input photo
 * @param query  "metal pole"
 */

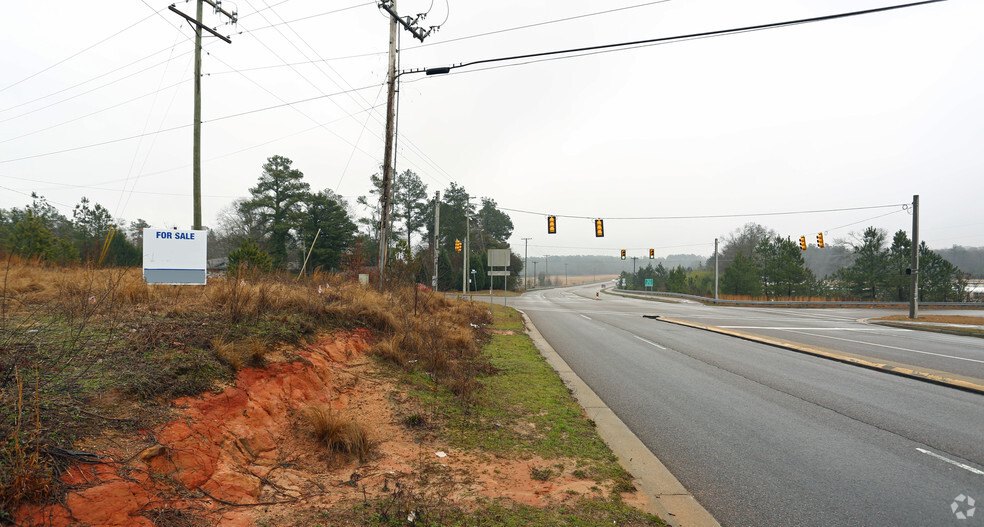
xmin=909 ymin=195 xmax=920 ymax=319
xmin=714 ymin=238 xmax=719 ymax=300
xmin=377 ymin=0 xmax=399 ymax=289
xmin=431 ymin=191 xmax=440 ymax=288
xmin=522 ymin=237 xmax=531 ymax=290
xmin=297 ymin=228 xmax=321 ymax=279
xmin=533 ymin=260 xmax=538 ymax=287
xmin=545 ymin=255 xmax=548 ymax=286
xmin=192 ymin=0 xmax=203 ymax=230
xmin=565 ymin=263 xmax=568 ymax=285
xmin=463 ymin=212 xmax=469 ymax=295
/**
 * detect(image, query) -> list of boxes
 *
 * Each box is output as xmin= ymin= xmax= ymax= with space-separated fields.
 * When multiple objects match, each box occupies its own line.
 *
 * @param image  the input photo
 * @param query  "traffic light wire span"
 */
xmin=499 ymin=203 xmax=907 ymax=222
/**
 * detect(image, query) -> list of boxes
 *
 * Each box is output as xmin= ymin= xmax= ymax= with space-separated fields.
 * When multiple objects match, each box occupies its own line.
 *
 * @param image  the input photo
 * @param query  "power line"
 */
xmin=412 ymin=0 xmax=947 ymax=75
xmin=0 ymin=9 xmax=163 ymax=93
xmin=403 ymin=0 xmax=673 ymax=53
xmin=498 ymin=203 xmax=907 ymax=221
xmin=0 ymin=84 xmax=382 ymax=164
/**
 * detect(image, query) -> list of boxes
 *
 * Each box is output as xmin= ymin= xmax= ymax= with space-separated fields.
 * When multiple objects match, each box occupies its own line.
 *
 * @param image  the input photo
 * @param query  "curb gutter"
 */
xmin=649 ymin=316 xmax=984 ymax=396
xmin=519 ymin=311 xmax=720 ymax=527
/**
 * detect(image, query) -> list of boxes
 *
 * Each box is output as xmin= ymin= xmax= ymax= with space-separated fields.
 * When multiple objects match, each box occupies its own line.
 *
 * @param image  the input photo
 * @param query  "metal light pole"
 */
xmin=522 ymin=237 xmax=532 ymax=290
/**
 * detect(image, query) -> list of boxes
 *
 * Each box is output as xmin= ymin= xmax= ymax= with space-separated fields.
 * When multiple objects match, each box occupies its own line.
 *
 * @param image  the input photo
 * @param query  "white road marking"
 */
xmin=720 ymin=326 xmax=898 ymax=331
xmin=917 ymin=448 xmax=984 ymax=476
xmin=782 ymin=329 xmax=984 ymax=365
xmin=580 ymin=314 xmax=592 ymax=320
xmin=634 ymin=335 xmax=667 ymax=350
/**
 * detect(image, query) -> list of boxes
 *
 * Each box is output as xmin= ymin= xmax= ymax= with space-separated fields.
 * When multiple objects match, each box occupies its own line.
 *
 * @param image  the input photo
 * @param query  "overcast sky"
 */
xmin=1 ymin=0 xmax=981 ymax=260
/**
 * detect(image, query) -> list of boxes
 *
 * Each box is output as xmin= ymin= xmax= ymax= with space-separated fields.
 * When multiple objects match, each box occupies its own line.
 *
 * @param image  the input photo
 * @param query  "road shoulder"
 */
xmin=519 ymin=311 xmax=721 ymax=527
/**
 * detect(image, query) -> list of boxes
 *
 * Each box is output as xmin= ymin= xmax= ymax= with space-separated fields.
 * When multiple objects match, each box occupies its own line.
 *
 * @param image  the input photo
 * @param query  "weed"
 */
xmin=530 ymin=465 xmax=553 ymax=482
xmin=305 ymin=405 xmax=375 ymax=462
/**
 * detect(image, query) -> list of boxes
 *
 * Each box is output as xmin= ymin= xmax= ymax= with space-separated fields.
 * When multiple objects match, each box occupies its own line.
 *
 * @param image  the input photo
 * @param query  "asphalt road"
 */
xmin=512 ymin=285 xmax=984 ymax=527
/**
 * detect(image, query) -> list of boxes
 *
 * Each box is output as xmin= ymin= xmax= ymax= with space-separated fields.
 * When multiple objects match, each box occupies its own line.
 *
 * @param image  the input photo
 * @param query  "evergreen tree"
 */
xmin=242 ymin=155 xmax=310 ymax=267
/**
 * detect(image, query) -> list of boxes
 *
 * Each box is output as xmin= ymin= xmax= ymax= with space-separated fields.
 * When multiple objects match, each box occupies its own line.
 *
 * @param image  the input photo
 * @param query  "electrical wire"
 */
xmin=0 ymin=9 xmax=163 ymax=93
xmin=497 ymin=203 xmax=907 ymax=221
xmin=404 ymin=0 xmax=671 ymax=53
xmin=414 ymin=0 xmax=947 ymax=75
xmin=0 ymin=79 xmax=189 ymax=145
xmin=0 ymin=84 xmax=382 ymax=165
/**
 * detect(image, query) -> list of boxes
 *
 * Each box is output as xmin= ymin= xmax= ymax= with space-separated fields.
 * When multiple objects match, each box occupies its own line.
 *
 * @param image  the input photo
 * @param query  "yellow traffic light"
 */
xmin=816 ymin=232 xmax=825 ymax=248
xmin=454 ymin=239 xmax=462 ymax=252
xmin=649 ymin=249 xmax=655 ymax=259
xmin=595 ymin=219 xmax=604 ymax=237
xmin=620 ymin=249 xmax=626 ymax=260
xmin=799 ymin=236 xmax=807 ymax=251
xmin=547 ymin=215 xmax=557 ymax=234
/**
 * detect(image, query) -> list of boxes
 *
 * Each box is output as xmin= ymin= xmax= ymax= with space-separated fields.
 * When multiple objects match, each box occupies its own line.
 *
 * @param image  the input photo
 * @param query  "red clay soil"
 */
xmin=16 ymin=331 xmax=629 ymax=526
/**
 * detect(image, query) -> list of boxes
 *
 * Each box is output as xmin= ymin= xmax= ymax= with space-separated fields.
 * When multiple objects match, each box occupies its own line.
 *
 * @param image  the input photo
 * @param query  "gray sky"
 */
xmin=1 ymin=0 xmax=981 ymax=260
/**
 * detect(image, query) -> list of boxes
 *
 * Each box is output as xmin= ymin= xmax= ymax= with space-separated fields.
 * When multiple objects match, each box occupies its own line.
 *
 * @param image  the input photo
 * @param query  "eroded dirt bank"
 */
xmin=17 ymin=330 xmax=622 ymax=526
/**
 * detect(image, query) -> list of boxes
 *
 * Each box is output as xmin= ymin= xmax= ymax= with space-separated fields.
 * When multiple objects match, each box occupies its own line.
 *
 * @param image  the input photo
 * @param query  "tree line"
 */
xmin=620 ymin=223 xmax=969 ymax=302
xmin=0 ymin=155 xmax=523 ymax=290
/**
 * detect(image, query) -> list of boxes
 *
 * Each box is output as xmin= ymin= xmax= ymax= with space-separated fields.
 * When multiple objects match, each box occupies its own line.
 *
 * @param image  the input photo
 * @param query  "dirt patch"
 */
xmin=875 ymin=315 xmax=984 ymax=325
xmin=15 ymin=330 xmax=633 ymax=526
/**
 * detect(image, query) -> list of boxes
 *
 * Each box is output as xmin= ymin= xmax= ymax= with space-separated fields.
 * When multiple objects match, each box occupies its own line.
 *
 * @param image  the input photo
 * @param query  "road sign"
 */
xmin=487 ymin=249 xmax=511 ymax=267
xmin=645 ymin=278 xmax=653 ymax=287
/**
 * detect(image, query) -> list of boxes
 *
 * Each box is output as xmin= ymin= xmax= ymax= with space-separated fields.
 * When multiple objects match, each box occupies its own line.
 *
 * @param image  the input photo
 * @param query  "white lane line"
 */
xmin=720 ymin=326 xmax=899 ymax=332
xmin=580 ymin=314 xmax=592 ymax=320
xmin=917 ymin=448 xmax=984 ymax=476
xmin=783 ymin=329 xmax=984 ymax=365
xmin=634 ymin=335 xmax=667 ymax=350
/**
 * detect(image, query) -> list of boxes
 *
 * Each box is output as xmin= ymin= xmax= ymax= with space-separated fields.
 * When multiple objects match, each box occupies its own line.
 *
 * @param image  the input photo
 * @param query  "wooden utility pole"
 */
xmin=431 ymin=191 xmax=440 ymax=288
xmin=192 ymin=0 xmax=203 ymax=230
xmin=377 ymin=0 xmax=399 ymax=289
xmin=169 ymin=1 xmax=234 ymax=230
xmin=909 ymin=195 xmax=920 ymax=319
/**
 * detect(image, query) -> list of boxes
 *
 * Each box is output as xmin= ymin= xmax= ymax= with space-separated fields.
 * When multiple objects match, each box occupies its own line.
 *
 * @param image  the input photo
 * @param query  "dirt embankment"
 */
xmin=17 ymin=329 xmax=615 ymax=526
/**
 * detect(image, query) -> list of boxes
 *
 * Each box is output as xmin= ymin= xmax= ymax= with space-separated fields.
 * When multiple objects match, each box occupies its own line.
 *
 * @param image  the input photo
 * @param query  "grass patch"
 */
xmin=377 ymin=306 xmax=663 ymax=525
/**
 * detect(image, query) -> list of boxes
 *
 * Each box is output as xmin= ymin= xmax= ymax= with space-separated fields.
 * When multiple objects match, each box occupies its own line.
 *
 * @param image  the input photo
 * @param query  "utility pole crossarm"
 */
xmin=168 ymin=4 xmax=232 ymax=43
xmin=377 ymin=0 xmax=439 ymax=42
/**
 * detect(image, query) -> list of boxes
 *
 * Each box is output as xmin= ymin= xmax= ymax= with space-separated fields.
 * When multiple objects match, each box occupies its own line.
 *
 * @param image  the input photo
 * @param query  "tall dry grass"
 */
xmin=1 ymin=254 xmax=493 ymax=516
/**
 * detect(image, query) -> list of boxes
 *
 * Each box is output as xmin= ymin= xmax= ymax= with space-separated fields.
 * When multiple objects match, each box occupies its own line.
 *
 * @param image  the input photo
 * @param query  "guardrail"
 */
xmin=610 ymin=289 xmax=983 ymax=309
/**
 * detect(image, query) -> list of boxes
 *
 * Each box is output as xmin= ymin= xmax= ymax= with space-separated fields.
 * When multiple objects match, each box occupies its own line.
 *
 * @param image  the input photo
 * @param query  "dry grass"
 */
xmin=1 ymin=253 xmax=494 ymax=518
xmin=875 ymin=314 xmax=984 ymax=325
xmin=304 ymin=405 xmax=375 ymax=461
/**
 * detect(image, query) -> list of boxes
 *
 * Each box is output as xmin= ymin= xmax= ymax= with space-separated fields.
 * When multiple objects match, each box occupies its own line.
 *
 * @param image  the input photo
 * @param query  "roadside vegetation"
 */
xmin=1 ymin=256 xmax=663 ymax=525
xmin=619 ymin=222 xmax=972 ymax=303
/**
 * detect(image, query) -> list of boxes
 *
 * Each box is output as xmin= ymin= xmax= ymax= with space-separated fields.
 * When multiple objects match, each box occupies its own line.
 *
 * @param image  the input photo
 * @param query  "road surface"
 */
xmin=511 ymin=284 xmax=984 ymax=526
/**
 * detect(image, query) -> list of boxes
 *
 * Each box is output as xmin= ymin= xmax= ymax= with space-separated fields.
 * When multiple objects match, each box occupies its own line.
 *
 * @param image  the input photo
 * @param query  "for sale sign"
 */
xmin=143 ymin=229 xmax=207 ymax=285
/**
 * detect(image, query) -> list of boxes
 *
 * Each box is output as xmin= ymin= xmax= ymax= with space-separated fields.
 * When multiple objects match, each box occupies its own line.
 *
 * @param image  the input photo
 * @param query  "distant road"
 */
xmin=513 ymin=285 xmax=984 ymax=527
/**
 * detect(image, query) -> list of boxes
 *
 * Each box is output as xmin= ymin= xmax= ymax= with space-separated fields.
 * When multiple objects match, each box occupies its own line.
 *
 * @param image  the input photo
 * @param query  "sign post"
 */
xmin=487 ymin=248 xmax=511 ymax=312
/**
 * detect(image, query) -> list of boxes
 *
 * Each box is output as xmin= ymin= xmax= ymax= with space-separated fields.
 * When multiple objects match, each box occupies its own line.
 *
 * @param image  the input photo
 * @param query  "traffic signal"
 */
xmin=620 ymin=249 xmax=626 ymax=260
xmin=547 ymin=215 xmax=557 ymax=234
xmin=454 ymin=239 xmax=462 ymax=252
xmin=595 ymin=219 xmax=604 ymax=237
xmin=649 ymin=248 xmax=655 ymax=259
xmin=816 ymin=232 xmax=825 ymax=248
xmin=798 ymin=236 xmax=807 ymax=251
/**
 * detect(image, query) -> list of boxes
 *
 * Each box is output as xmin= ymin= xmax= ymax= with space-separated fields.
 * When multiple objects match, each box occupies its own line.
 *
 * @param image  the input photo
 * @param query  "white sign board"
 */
xmin=487 ymin=249 xmax=511 ymax=268
xmin=143 ymin=229 xmax=207 ymax=285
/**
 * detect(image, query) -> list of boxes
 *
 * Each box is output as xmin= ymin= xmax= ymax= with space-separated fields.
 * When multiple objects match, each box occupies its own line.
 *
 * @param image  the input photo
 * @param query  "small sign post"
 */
xmin=487 ymin=248 xmax=511 ymax=312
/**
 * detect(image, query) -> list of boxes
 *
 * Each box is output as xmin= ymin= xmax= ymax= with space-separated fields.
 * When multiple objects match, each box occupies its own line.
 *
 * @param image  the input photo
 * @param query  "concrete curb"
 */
xmin=519 ymin=311 xmax=720 ymax=527
xmin=650 ymin=316 xmax=984 ymax=397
